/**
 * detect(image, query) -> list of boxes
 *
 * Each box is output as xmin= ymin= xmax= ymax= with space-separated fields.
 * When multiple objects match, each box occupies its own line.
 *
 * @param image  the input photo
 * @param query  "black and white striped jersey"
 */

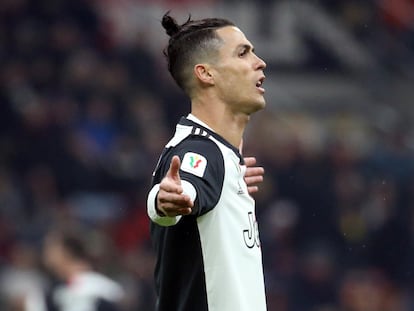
xmin=26 ymin=272 xmax=124 ymax=311
xmin=147 ymin=115 xmax=266 ymax=311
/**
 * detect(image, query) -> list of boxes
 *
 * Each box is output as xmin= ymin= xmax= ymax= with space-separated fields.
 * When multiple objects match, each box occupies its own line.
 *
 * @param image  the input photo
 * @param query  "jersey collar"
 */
xmin=187 ymin=114 xmax=214 ymax=131
xmin=179 ymin=115 xmax=244 ymax=164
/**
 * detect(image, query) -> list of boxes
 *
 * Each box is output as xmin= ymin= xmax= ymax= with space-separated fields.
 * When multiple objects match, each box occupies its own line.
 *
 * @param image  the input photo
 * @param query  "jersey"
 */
xmin=148 ymin=115 xmax=267 ymax=311
xmin=26 ymin=271 xmax=124 ymax=311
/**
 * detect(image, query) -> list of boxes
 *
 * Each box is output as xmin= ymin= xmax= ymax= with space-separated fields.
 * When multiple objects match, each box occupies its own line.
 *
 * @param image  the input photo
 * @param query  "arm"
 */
xmin=147 ymin=138 xmax=224 ymax=226
xmin=147 ymin=155 xmax=265 ymax=225
xmin=147 ymin=156 xmax=196 ymax=226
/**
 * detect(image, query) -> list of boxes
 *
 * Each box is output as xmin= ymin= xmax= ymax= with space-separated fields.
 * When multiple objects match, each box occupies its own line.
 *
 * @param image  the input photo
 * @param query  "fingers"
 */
xmin=160 ymin=180 xmax=183 ymax=194
xmin=244 ymin=166 xmax=264 ymax=178
xmin=159 ymin=207 xmax=192 ymax=217
xmin=244 ymin=156 xmax=256 ymax=167
xmin=157 ymin=191 xmax=194 ymax=217
xmin=245 ymin=175 xmax=263 ymax=185
xmin=158 ymin=202 xmax=193 ymax=217
xmin=158 ymin=192 xmax=193 ymax=207
xmin=244 ymin=156 xmax=265 ymax=195
xmin=166 ymin=155 xmax=181 ymax=183
xmin=157 ymin=171 xmax=194 ymax=216
xmin=157 ymin=199 xmax=193 ymax=217
xmin=247 ymin=186 xmax=259 ymax=194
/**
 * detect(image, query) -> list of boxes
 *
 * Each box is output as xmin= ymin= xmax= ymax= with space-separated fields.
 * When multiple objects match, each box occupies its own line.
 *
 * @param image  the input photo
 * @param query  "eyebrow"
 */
xmin=235 ymin=43 xmax=255 ymax=53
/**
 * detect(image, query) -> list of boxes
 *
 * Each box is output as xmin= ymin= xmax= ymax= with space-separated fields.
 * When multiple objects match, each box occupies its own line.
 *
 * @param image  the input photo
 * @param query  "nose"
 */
xmin=255 ymin=54 xmax=266 ymax=70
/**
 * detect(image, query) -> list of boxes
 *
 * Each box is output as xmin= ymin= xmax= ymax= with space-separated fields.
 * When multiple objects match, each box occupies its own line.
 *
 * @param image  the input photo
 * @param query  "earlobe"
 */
xmin=194 ymin=64 xmax=215 ymax=86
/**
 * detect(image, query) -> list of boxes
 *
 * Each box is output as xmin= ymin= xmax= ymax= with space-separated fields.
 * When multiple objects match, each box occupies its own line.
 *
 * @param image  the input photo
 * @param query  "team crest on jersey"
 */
xmin=181 ymin=152 xmax=207 ymax=177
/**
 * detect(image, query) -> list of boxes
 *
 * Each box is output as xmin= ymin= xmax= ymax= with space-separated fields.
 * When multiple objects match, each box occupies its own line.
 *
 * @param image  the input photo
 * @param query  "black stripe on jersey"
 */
xmin=152 ymin=216 xmax=208 ymax=311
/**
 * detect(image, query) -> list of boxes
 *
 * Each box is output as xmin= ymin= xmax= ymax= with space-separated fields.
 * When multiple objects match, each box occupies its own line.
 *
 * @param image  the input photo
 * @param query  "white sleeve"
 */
xmin=147 ymin=181 xmax=197 ymax=227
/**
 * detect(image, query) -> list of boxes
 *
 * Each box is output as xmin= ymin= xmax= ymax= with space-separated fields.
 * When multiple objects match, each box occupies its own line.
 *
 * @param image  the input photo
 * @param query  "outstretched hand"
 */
xmin=156 ymin=156 xmax=194 ymax=217
xmin=244 ymin=157 xmax=264 ymax=194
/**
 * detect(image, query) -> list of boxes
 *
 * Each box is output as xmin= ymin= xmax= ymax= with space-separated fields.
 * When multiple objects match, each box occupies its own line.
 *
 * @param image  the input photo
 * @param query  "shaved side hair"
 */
xmin=161 ymin=12 xmax=235 ymax=95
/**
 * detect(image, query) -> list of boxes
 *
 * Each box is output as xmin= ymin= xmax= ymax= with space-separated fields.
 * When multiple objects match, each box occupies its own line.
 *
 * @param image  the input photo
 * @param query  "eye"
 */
xmin=238 ymin=49 xmax=247 ymax=57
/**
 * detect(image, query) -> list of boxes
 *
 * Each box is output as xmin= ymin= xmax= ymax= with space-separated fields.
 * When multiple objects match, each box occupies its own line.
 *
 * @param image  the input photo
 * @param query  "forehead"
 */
xmin=216 ymin=26 xmax=252 ymax=50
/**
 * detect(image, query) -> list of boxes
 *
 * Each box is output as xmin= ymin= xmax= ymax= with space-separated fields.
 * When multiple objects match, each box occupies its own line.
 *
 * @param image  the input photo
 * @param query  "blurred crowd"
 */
xmin=0 ymin=0 xmax=414 ymax=310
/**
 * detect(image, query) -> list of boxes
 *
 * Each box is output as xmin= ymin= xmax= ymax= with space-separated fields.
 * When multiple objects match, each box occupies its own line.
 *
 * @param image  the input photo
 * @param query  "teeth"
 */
xmin=256 ymin=81 xmax=262 ymax=87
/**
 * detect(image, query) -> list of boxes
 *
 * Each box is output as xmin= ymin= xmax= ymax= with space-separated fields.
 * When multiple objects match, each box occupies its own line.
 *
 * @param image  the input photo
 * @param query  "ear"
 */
xmin=194 ymin=64 xmax=215 ymax=86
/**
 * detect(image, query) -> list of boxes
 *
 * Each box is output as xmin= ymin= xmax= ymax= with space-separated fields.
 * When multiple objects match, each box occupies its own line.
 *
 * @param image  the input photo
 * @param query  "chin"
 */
xmin=253 ymin=99 xmax=266 ymax=111
xmin=246 ymin=103 xmax=265 ymax=115
xmin=238 ymin=97 xmax=266 ymax=114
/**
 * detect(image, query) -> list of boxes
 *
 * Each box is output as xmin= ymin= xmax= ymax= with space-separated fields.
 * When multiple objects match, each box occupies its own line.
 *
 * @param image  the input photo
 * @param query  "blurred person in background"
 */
xmin=25 ymin=230 xmax=125 ymax=311
xmin=147 ymin=12 xmax=267 ymax=311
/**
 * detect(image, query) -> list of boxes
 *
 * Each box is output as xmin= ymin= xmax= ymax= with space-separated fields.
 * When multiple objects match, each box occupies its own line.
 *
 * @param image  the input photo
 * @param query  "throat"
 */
xmin=212 ymin=114 xmax=248 ymax=149
xmin=191 ymin=100 xmax=250 ymax=148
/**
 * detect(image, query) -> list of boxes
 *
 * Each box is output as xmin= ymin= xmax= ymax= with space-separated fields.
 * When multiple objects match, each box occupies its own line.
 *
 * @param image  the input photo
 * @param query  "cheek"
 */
xmin=217 ymin=68 xmax=250 ymax=94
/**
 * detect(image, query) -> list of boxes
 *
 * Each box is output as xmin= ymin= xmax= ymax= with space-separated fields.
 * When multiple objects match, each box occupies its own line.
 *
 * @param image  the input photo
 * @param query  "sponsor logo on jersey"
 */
xmin=181 ymin=152 xmax=207 ymax=177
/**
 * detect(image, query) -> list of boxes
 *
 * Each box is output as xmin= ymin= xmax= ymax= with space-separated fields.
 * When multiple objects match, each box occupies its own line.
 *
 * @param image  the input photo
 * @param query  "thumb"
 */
xmin=166 ymin=155 xmax=181 ymax=183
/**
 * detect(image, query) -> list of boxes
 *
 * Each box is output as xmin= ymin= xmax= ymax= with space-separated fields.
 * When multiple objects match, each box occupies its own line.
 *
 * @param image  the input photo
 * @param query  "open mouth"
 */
xmin=256 ymin=77 xmax=265 ymax=93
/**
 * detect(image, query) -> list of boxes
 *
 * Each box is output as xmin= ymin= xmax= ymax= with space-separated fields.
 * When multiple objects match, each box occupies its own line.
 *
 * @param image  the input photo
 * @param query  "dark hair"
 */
xmin=62 ymin=234 xmax=90 ymax=261
xmin=161 ymin=12 xmax=234 ymax=94
xmin=50 ymin=231 xmax=91 ymax=262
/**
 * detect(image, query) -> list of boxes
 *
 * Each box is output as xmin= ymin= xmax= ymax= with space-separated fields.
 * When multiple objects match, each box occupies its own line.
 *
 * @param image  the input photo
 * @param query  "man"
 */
xmin=25 ymin=231 xmax=125 ymax=311
xmin=147 ymin=12 xmax=267 ymax=311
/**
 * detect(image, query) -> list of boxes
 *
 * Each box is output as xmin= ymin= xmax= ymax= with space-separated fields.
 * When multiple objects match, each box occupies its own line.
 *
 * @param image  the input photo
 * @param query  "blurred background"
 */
xmin=1 ymin=0 xmax=414 ymax=310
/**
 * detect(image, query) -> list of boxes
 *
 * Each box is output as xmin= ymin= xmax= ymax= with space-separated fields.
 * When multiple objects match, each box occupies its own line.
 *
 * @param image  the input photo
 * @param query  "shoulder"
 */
xmin=177 ymin=135 xmax=223 ymax=160
xmin=175 ymin=135 xmax=224 ymax=175
xmin=75 ymin=272 xmax=124 ymax=301
xmin=159 ymin=136 xmax=224 ymax=175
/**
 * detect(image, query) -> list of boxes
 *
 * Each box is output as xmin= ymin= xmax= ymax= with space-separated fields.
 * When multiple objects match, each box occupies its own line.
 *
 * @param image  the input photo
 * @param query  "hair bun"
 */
xmin=162 ymin=12 xmax=180 ymax=37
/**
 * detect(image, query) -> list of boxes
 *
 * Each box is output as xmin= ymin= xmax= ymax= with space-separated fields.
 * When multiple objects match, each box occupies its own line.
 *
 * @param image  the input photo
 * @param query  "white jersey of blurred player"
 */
xmin=25 ymin=271 xmax=124 ymax=311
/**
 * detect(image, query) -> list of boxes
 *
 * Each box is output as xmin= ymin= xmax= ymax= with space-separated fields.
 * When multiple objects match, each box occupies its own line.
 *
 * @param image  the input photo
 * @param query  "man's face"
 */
xmin=212 ymin=26 xmax=266 ymax=114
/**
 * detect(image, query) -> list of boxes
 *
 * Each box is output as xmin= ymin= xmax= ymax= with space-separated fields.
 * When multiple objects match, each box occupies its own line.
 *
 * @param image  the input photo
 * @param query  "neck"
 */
xmin=191 ymin=96 xmax=249 ymax=149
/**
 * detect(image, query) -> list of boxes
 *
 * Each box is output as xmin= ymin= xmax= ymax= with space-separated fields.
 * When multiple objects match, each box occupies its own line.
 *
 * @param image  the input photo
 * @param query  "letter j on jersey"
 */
xmin=181 ymin=152 xmax=208 ymax=178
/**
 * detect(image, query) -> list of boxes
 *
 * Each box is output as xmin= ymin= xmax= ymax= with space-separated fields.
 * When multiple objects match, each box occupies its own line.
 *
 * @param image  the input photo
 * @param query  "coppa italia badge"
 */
xmin=181 ymin=152 xmax=207 ymax=177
